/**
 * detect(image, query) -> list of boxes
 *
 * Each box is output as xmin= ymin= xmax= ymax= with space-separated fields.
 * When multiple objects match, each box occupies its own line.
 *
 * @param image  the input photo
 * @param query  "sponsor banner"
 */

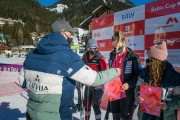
xmin=126 ymin=35 xmax=145 ymax=50
xmin=114 ymin=5 xmax=145 ymax=25
xmin=144 ymin=49 xmax=180 ymax=67
xmin=97 ymin=39 xmax=113 ymax=51
xmin=133 ymin=50 xmax=144 ymax=58
xmin=133 ymin=50 xmax=145 ymax=66
xmin=145 ymin=31 xmax=180 ymax=49
xmin=92 ymin=26 xmax=114 ymax=40
xmin=145 ymin=0 xmax=180 ymax=19
xmin=114 ymin=20 xmax=145 ymax=37
xmin=92 ymin=13 xmax=114 ymax=30
xmin=144 ymin=50 xmax=148 ymax=61
xmin=145 ymin=13 xmax=180 ymax=35
xmin=167 ymin=49 xmax=180 ymax=67
xmin=0 ymin=63 xmax=23 ymax=72
xmin=99 ymin=51 xmax=111 ymax=63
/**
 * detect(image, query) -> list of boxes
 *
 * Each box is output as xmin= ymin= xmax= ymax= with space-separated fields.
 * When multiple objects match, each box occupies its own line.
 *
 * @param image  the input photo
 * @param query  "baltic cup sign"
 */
xmin=92 ymin=0 xmax=180 ymax=115
xmin=92 ymin=0 xmax=180 ymax=67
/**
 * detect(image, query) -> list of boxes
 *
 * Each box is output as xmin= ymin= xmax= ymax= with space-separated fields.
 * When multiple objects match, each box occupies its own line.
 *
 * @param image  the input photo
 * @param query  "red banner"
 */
xmin=145 ymin=0 xmax=180 ymax=19
xmin=92 ymin=13 xmax=114 ymax=30
xmin=97 ymin=39 xmax=113 ymax=51
xmin=114 ymin=20 xmax=145 ymax=37
xmin=140 ymin=85 xmax=162 ymax=117
xmin=92 ymin=0 xmax=180 ymax=110
xmin=133 ymin=50 xmax=145 ymax=65
xmin=145 ymin=31 xmax=180 ymax=50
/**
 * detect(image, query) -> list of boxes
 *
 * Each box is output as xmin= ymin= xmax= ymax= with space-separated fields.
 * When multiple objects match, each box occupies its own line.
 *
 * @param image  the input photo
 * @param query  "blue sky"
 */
xmin=37 ymin=0 xmax=60 ymax=6
xmin=129 ymin=0 xmax=157 ymax=6
xmin=37 ymin=0 xmax=157 ymax=6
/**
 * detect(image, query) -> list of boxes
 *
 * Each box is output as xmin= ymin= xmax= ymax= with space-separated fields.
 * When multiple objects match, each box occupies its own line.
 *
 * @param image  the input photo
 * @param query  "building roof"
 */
xmin=92 ymin=5 xmax=112 ymax=16
xmin=79 ymin=16 xmax=93 ymax=29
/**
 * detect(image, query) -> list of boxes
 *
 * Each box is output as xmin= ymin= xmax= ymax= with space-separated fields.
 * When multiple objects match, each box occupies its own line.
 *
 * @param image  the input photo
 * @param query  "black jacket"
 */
xmin=109 ymin=47 xmax=142 ymax=95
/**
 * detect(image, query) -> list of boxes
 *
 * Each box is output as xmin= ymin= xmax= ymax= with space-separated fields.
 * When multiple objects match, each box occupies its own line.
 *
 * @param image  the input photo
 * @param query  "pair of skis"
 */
xmin=76 ymin=82 xmax=85 ymax=120
xmin=76 ymin=82 xmax=90 ymax=120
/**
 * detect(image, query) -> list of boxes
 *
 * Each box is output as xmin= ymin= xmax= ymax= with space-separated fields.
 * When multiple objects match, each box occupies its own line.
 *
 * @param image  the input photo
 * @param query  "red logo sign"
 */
xmin=154 ymin=17 xmax=179 ymax=32
xmin=92 ymin=14 xmax=114 ymax=30
xmin=95 ymin=18 xmax=105 ymax=27
xmin=145 ymin=0 xmax=180 ymax=19
xmin=94 ymin=33 xmax=100 ymax=38
xmin=166 ymin=17 xmax=178 ymax=24
xmin=114 ymin=20 xmax=144 ymax=37
xmin=97 ymin=39 xmax=113 ymax=51
xmin=145 ymin=31 xmax=180 ymax=49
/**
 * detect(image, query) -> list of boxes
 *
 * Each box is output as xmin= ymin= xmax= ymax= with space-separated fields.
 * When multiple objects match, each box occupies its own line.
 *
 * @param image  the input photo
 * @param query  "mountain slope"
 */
xmin=0 ymin=0 xmax=134 ymax=31
xmin=53 ymin=0 xmax=134 ymax=27
xmin=0 ymin=0 xmax=58 ymax=33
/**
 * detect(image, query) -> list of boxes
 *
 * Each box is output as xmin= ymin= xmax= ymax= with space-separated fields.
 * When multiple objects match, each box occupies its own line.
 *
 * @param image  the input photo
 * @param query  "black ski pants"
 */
xmin=84 ymin=86 xmax=104 ymax=120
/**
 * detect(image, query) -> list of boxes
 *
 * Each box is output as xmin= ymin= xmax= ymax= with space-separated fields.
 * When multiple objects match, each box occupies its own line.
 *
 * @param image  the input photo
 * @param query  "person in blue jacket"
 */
xmin=18 ymin=18 xmax=120 ymax=120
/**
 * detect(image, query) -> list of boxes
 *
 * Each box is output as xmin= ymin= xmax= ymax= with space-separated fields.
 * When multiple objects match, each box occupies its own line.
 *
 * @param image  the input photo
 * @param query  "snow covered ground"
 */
xmin=0 ymin=54 xmax=138 ymax=120
xmin=0 ymin=55 xmax=25 ymax=64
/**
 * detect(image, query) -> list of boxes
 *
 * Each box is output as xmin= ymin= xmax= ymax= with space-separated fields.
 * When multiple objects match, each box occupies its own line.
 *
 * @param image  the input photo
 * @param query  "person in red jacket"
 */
xmin=82 ymin=38 xmax=107 ymax=120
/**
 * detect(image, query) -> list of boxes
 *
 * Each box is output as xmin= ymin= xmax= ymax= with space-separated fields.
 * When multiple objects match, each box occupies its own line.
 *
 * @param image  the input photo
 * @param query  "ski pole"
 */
xmin=80 ymin=83 xmax=84 ymax=120
xmin=86 ymin=86 xmax=89 ymax=120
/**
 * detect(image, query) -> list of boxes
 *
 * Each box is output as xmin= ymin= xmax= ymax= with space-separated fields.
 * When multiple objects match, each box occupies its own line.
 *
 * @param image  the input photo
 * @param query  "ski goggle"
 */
xmin=89 ymin=47 xmax=97 ymax=51
xmin=89 ymin=43 xmax=97 ymax=47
